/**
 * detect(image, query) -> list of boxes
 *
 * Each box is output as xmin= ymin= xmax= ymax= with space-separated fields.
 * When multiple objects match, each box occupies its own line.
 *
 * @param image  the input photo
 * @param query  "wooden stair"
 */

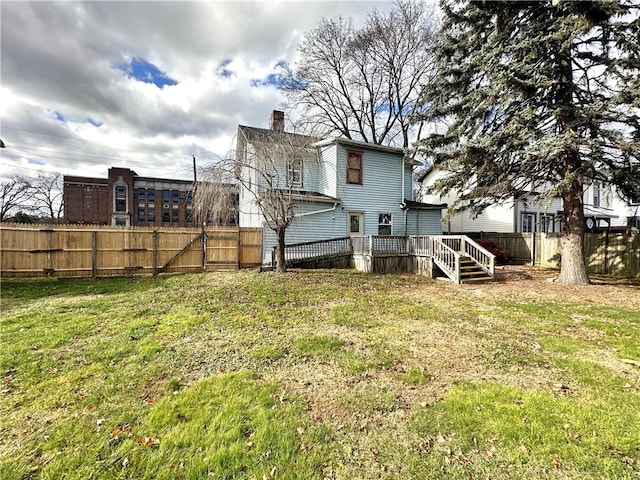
xmin=459 ymin=256 xmax=492 ymax=283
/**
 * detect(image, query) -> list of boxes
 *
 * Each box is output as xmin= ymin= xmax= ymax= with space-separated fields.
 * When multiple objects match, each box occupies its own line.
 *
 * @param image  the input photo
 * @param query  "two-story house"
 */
xmin=237 ymin=111 xmax=445 ymax=263
xmin=419 ymin=164 xmax=640 ymax=234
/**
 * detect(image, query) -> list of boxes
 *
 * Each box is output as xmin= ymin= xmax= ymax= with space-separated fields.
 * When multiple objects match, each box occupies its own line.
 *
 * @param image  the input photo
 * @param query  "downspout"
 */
xmin=294 ymin=202 xmax=339 ymax=218
xmin=402 ymin=158 xmax=407 ymax=235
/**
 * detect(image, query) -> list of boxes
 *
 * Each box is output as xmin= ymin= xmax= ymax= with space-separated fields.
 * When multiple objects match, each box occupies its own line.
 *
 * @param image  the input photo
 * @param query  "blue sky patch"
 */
xmin=86 ymin=118 xmax=103 ymax=127
xmin=251 ymin=73 xmax=283 ymax=89
xmin=216 ymin=59 xmax=235 ymax=78
xmin=54 ymin=111 xmax=67 ymax=122
xmin=28 ymin=158 xmax=46 ymax=166
xmin=120 ymin=57 xmax=178 ymax=88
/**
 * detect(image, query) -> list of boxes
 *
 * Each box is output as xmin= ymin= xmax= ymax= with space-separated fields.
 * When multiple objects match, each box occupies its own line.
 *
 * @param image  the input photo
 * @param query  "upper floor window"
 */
xmin=346 ymin=150 xmax=363 ymax=184
xmin=163 ymin=189 xmax=171 ymax=203
xmin=171 ymin=190 xmax=180 ymax=204
xmin=593 ymin=181 xmax=602 ymax=207
xmin=115 ymin=184 xmax=127 ymax=212
xmin=287 ymin=158 xmax=303 ymax=187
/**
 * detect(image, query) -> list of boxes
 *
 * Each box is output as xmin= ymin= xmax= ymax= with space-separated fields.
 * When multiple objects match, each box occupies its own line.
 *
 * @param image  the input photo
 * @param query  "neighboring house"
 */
xmin=420 ymin=165 xmax=640 ymax=234
xmin=64 ymin=167 xmax=237 ymax=227
xmin=237 ymin=111 xmax=445 ymax=263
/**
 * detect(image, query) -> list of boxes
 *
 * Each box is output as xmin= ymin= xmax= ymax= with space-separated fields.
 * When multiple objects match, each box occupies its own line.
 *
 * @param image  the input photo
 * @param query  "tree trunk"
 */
xmin=275 ymin=226 xmax=287 ymax=273
xmin=556 ymin=183 xmax=589 ymax=285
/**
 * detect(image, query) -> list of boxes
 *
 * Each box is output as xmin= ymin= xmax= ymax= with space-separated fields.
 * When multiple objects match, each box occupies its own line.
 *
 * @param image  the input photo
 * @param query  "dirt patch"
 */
xmin=488 ymin=265 xmax=640 ymax=309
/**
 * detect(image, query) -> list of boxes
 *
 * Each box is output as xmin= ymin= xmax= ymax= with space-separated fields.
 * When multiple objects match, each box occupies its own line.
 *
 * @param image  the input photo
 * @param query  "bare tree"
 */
xmin=198 ymin=129 xmax=320 ymax=273
xmin=191 ymin=166 xmax=238 ymax=227
xmin=282 ymin=0 xmax=439 ymax=148
xmin=30 ymin=171 xmax=64 ymax=222
xmin=1 ymin=176 xmax=32 ymax=222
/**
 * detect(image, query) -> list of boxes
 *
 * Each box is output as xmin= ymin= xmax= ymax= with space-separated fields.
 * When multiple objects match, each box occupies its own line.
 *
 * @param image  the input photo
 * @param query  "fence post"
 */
xmin=201 ymin=226 xmax=207 ymax=271
xmin=152 ymin=230 xmax=158 ymax=277
xmin=236 ymin=228 xmax=241 ymax=270
xmin=91 ymin=230 xmax=97 ymax=279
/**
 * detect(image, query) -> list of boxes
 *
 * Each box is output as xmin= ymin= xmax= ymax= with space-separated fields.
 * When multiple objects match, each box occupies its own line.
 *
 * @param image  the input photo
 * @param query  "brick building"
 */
xmin=64 ymin=167 xmax=237 ymax=227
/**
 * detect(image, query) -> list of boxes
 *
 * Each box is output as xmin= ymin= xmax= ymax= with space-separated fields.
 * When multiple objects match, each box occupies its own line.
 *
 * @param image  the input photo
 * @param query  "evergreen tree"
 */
xmin=413 ymin=1 xmax=639 ymax=284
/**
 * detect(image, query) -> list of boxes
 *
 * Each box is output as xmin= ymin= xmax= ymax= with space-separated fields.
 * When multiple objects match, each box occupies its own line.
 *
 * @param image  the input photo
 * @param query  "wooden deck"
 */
xmin=275 ymin=235 xmax=495 ymax=283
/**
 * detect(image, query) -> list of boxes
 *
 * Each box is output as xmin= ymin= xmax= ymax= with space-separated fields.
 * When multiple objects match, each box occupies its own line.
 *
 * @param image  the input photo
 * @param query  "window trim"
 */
xmin=521 ymin=212 xmax=535 ymax=233
xmin=540 ymin=213 xmax=555 ymax=233
xmin=378 ymin=213 xmax=392 ymax=236
xmin=287 ymin=157 xmax=303 ymax=188
xmin=593 ymin=180 xmax=602 ymax=207
xmin=346 ymin=150 xmax=363 ymax=185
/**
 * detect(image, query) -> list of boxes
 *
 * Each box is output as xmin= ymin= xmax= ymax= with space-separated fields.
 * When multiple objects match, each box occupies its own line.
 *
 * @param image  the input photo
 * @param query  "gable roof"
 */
xmin=238 ymin=125 xmax=319 ymax=148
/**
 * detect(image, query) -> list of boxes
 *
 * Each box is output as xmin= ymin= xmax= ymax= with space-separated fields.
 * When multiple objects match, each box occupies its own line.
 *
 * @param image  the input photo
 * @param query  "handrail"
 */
xmin=273 ymin=236 xmax=352 ymax=266
xmin=461 ymin=236 xmax=495 ymax=276
xmin=430 ymin=237 xmax=461 ymax=283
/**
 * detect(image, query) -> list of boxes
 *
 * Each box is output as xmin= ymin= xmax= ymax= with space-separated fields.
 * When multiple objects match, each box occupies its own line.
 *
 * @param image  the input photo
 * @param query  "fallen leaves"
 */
xmin=137 ymin=436 xmax=161 ymax=447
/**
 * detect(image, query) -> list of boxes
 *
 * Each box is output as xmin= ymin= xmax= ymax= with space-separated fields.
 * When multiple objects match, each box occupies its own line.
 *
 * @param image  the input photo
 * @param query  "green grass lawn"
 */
xmin=1 ymin=270 xmax=639 ymax=479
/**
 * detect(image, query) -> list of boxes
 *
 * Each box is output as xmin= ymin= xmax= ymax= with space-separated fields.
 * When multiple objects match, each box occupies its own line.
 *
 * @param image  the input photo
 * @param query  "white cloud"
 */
xmin=0 ymin=0 xmax=392 ymax=181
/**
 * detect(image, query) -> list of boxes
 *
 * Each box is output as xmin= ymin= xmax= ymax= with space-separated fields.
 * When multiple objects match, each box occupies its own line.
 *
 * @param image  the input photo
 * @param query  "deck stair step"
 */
xmin=459 ymin=256 xmax=492 ymax=283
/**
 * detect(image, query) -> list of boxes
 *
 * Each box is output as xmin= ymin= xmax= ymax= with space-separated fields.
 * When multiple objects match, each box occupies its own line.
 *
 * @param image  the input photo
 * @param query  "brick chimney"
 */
xmin=270 ymin=110 xmax=285 ymax=133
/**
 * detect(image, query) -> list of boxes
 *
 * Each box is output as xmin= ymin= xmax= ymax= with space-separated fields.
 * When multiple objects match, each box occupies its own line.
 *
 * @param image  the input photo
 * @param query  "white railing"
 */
xmin=275 ymin=234 xmax=494 ymax=283
xmin=461 ymin=236 xmax=495 ymax=276
xmin=429 ymin=237 xmax=461 ymax=283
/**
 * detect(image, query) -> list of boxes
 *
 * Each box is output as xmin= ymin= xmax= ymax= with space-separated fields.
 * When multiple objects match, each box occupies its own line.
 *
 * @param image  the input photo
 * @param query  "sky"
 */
xmin=1 ymin=0 xmax=392 ymax=182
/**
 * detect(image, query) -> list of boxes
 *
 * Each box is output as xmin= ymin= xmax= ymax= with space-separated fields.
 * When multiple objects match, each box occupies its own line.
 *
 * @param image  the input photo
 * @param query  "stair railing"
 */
xmin=430 ymin=236 xmax=461 ymax=283
xmin=460 ymin=236 xmax=495 ymax=276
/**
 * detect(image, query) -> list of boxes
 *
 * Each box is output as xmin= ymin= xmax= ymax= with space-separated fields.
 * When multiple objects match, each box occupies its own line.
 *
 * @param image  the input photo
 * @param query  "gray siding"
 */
xmin=405 ymin=209 xmax=443 ymax=236
xmin=333 ymin=144 xmax=407 ymax=235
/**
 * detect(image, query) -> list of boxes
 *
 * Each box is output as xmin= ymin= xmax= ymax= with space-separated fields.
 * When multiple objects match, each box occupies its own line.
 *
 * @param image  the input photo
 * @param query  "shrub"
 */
xmin=474 ymin=239 xmax=508 ymax=264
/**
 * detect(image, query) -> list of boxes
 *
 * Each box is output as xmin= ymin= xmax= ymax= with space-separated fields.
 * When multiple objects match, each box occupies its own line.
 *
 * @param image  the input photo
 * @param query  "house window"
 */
xmin=163 ymin=207 xmax=170 ymax=223
xmin=171 ymin=190 xmax=180 ymax=204
xmin=287 ymin=158 xmax=303 ymax=187
xmin=540 ymin=213 xmax=554 ymax=233
xmin=378 ymin=213 xmax=392 ymax=235
xmin=163 ymin=189 xmax=171 ymax=203
xmin=521 ymin=213 xmax=535 ymax=233
xmin=138 ymin=210 xmax=145 ymax=222
xmin=346 ymin=150 xmax=363 ymax=184
xmin=138 ymin=189 xmax=146 ymax=204
xmin=185 ymin=191 xmax=193 ymax=204
xmin=147 ymin=209 xmax=155 ymax=222
xmin=593 ymin=181 xmax=601 ymax=207
xmin=147 ymin=189 xmax=156 ymax=203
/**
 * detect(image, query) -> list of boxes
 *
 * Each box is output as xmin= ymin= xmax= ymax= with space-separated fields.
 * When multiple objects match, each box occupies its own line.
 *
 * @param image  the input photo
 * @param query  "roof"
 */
xmin=401 ymin=199 xmax=448 ymax=210
xmin=313 ymin=136 xmax=406 ymax=155
xmin=238 ymin=125 xmax=318 ymax=148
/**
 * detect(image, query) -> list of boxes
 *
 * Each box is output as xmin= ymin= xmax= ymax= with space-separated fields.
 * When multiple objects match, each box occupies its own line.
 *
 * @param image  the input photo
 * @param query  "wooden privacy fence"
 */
xmin=473 ymin=232 xmax=639 ymax=277
xmin=0 ymin=224 xmax=262 ymax=278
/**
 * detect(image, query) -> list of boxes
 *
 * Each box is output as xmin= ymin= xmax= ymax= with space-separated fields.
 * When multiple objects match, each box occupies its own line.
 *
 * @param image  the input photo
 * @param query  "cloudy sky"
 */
xmin=1 ymin=0 xmax=391 ymax=182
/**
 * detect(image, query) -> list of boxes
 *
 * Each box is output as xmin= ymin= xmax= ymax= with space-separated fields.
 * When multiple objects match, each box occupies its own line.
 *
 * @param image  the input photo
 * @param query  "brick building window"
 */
xmin=137 ymin=188 xmax=157 ymax=224
xmin=115 ymin=185 xmax=127 ymax=212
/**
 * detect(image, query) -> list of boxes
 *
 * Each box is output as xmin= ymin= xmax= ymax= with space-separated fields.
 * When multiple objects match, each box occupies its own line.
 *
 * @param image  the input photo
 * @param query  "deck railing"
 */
xmin=273 ymin=236 xmax=351 ymax=265
xmin=274 ymin=234 xmax=495 ymax=282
